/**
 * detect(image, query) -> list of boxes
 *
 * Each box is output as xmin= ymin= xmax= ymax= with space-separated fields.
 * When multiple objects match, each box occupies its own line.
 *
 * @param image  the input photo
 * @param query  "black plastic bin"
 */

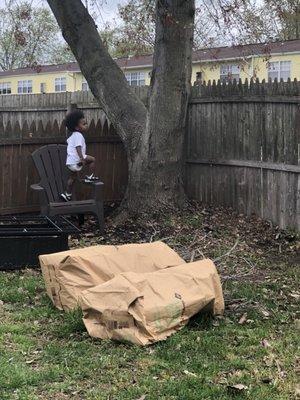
xmin=0 ymin=216 xmax=79 ymax=270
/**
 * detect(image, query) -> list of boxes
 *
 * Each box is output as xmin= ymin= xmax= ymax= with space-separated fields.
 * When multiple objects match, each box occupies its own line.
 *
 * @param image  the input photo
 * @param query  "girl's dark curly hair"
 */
xmin=65 ymin=109 xmax=85 ymax=132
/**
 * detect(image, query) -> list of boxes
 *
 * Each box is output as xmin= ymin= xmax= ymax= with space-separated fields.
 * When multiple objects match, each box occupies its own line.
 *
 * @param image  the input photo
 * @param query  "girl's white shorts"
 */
xmin=67 ymin=163 xmax=83 ymax=172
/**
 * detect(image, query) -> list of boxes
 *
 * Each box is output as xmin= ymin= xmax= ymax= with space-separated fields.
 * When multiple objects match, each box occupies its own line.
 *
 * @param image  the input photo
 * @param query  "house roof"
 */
xmin=193 ymin=39 xmax=300 ymax=62
xmin=0 ymin=38 xmax=299 ymax=77
xmin=0 ymin=62 xmax=80 ymax=77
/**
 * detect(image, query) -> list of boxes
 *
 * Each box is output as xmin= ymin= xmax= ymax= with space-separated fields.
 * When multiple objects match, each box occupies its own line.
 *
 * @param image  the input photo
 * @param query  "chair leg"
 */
xmin=95 ymin=201 xmax=104 ymax=233
xmin=78 ymin=214 xmax=85 ymax=226
xmin=40 ymin=205 xmax=48 ymax=216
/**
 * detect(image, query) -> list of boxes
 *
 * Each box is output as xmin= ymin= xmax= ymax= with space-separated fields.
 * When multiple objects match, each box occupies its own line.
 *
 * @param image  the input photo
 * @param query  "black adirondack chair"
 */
xmin=30 ymin=144 xmax=104 ymax=232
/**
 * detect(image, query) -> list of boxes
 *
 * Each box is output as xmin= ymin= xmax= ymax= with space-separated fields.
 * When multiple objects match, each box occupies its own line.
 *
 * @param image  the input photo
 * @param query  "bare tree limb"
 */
xmin=47 ymin=0 xmax=147 ymax=157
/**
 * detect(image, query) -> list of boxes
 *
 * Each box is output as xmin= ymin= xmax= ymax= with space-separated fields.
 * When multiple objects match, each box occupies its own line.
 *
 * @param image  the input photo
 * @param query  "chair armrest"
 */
xmin=30 ymin=183 xmax=45 ymax=192
xmin=80 ymin=180 xmax=104 ymax=186
xmin=80 ymin=180 xmax=104 ymax=201
xmin=30 ymin=183 xmax=48 ymax=214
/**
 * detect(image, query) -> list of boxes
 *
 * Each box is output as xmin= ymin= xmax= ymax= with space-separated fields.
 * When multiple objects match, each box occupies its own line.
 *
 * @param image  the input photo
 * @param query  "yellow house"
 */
xmin=191 ymin=39 xmax=300 ymax=84
xmin=0 ymin=39 xmax=299 ymax=95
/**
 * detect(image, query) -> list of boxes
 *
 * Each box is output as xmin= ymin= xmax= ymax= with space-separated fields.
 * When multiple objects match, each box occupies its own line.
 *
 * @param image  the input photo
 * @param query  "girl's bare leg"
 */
xmin=66 ymin=171 xmax=78 ymax=194
xmin=84 ymin=155 xmax=96 ymax=176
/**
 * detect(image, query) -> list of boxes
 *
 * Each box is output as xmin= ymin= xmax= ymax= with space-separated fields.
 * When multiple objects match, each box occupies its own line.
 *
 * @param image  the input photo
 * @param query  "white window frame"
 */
xmin=220 ymin=64 xmax=240 ymax=82
xmin=82 ymin=78 xmax=89 ymax=91
xmin=268 ymin=61 xmax=291 ymax=82
xmin=54 ymin=77 xmax=66 ymax=92
xmin=125 ymin=71 xmax=146 ymax=86
xmin=17 ymin=80 xmax=32 ymax=94
xmin=0 ymin=82 xmax=11 ymax=95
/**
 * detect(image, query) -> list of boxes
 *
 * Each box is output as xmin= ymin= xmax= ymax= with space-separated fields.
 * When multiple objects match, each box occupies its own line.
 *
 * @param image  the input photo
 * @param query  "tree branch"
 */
xmin=47 ymin=0 xmax=147 ymax=155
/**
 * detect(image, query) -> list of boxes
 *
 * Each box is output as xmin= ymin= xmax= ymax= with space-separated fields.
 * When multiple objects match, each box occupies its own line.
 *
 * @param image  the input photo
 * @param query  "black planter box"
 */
xmin=0 ymin=216 xmax=79 ymax=270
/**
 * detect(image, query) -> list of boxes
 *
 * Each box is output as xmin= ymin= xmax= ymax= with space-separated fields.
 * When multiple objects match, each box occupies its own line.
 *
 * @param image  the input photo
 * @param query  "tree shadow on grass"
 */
xmin=51 ymin=308 xmax=86 ymax=339
xmin=188 ymin=311 xmax=215 ymax=331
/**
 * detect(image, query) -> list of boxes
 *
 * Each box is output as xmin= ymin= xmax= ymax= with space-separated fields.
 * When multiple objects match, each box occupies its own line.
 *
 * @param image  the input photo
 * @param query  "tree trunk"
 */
xmin=126 ymin=0 xmax=195 ymax=210
xmin=47 ymin=0 xmax=195 ymax=213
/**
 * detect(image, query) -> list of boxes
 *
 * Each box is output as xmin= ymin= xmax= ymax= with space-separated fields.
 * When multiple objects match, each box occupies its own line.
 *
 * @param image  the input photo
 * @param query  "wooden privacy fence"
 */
xmin=0 ymin=81 xmax=299 ymax=230
xmin=0 ymin=89 xmax=149 ymax=214
xmin=185 ymin=78 xmax=300 ymax=230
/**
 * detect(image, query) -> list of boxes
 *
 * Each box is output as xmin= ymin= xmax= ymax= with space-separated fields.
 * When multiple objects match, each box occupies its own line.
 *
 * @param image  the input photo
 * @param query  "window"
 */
xmin=40 ymin=82 xmax=46 ymax=93
xmin=17 ymin=80 xmax=32 ymax=94
xmin=196 ymin=72 xmax=202 ymax=81
xmin=268 ymin=61 xmax=291 ymax=81
xmin=0 ymin=82 xmax=11 ymax=94
xmin=82 ymin=78 xmax=89 ymax=91
xmin=125 ymin=71 xmax=145 ymax=86
xmin=55 ymin=77 xmax=66 ymax=92
xmin=220 ymin=64 xmax=240 ymax=82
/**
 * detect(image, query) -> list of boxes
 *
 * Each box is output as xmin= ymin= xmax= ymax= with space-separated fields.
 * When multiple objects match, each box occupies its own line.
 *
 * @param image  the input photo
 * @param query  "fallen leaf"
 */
xmin=263 ymin=355 xmax=275 ymax=367
xmin=260 ymin=309 xmax=270 ymax=318
xmin=261 ymin=339 xmax=271 ymax=348
xmin=135 ymin=396 xmax=146 ymax=400
xmin=290 ymin=293 xmax=300 ymax=300
xmin=238 ymin=313 xmax=247 ymax=325
xmin=85 ymin=233 xmax=95 ymax=238
xmin=25 ymin=359 xmax=35 ymax=364
xmin=227 ymin=384 xmax=248 ymax=392
xmin=183 ymin=370 xmax=197 ymax=377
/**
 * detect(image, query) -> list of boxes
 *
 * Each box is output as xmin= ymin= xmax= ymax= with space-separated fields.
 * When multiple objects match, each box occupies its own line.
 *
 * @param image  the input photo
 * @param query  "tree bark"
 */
xmin=126 ymin=0 xmax=195 ymax=210
xmin=47 ymin=0 xmax=195 ymax=213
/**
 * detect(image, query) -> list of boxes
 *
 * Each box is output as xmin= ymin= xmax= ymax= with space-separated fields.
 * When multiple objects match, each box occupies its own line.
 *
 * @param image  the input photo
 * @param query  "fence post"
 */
xmin=66 ymin=93 xmax=78 ymax=137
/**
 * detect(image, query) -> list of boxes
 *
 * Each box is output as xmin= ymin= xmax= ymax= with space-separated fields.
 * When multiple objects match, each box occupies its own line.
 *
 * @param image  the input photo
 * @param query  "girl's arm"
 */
xmin=76 ymin=146 xmax=86 ymax=164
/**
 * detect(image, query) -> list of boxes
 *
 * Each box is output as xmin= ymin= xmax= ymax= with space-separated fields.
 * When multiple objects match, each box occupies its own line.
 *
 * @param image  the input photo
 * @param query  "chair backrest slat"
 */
xmin=58 ymin=144 xmax=69 ymax=184
xmin=32 ymin=144 xmax=67 ymax=202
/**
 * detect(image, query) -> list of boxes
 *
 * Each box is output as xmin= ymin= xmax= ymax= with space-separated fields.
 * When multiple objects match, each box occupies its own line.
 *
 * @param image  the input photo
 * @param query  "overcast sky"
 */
xmin=0 ymin=0 xmax=127 ymax=27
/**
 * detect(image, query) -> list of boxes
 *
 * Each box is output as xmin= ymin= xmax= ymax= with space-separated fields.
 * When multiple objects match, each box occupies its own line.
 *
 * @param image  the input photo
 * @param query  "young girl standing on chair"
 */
xmin=61 ymin=109 xmax=99 ymax=202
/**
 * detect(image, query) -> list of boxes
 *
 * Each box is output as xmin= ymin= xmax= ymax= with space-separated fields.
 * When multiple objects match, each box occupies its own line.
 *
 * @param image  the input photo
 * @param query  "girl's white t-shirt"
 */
xmin=66 ymin=131 xmax=86 ymax=165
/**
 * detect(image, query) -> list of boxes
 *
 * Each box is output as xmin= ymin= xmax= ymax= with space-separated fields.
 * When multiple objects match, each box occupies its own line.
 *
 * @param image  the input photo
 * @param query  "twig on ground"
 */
xmin=242 ymin=257 xmax=256 ymax=269
xmin=158 ymin=236 xmax=173 ymax=242
xmin=190 ymin=250 xmax=195 ymax=262
xmin=213 ymin=238 xmax=239 ymax=262
xmin=148 ymin=222 xmax=159 ymax=242
xmin=196 ymin=249 xmax=206 ymax=259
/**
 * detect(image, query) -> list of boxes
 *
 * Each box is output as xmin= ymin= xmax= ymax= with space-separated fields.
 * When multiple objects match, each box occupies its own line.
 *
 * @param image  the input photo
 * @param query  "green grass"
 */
xmin=0 ymin=209 xmax=299 ymax=400
xmin=1 ymin=267 xmax=298 ymax=400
